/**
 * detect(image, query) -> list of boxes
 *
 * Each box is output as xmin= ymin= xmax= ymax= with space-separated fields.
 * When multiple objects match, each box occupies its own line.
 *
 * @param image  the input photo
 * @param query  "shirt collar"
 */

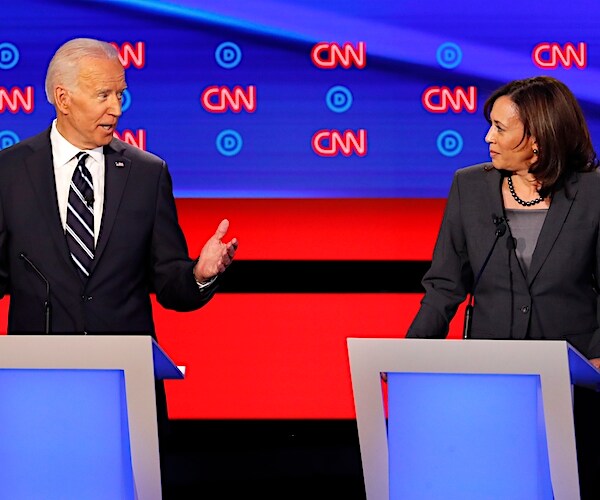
xmin=50 ymin=120 xmax=104 ymax=167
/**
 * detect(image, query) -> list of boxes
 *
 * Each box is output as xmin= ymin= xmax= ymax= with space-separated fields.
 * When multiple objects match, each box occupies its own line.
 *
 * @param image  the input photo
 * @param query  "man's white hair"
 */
xmin=45 ymin=38 xmax=120 ymax=105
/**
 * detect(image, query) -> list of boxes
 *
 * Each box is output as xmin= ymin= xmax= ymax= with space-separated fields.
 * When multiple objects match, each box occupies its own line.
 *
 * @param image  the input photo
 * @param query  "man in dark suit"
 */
xmin=0 ymin=37 xmax=238 ymax=334
xmin=0 ymin=39 xmax=239 ymax=493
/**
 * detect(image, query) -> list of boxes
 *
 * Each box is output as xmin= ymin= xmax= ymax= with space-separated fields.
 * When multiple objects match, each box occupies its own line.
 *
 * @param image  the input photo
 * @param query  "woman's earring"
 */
xmin=533 ymin=148 xmax=539 ymax=155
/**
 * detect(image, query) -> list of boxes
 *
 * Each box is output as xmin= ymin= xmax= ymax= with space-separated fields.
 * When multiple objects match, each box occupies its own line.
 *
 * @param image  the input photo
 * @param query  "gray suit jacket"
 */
xmin=407 ymin=163 xmax=600 ymax=359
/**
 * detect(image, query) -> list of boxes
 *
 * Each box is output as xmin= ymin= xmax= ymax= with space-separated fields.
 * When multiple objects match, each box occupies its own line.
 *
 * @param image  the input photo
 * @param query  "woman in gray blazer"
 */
xmin=407 ymin=76 xmax=600 ymax=498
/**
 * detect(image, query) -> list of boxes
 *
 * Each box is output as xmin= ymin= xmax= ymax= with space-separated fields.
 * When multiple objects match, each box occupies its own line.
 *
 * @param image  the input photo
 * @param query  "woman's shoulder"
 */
xmin=453 ymin=163 xmax=498 ymax=187
xmin=577 ymin=168 xmax=600 ymax=182
xmin=573 ymin=170 xmax=600 ymax=201
xmin=455 ymin=162 xmax=494 ymax=177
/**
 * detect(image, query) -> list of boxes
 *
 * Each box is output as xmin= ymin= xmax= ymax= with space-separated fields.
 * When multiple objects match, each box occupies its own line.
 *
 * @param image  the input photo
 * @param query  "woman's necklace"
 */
xmin=507 ymin=176 xmax=544 ymax=207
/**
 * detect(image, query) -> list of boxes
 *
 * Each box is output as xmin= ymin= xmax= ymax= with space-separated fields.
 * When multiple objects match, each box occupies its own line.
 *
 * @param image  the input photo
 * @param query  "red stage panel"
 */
xmin=156 ymin=294 xmax=466 ymax=419
xmin=175 ymin=198 xmax=446 ymax=261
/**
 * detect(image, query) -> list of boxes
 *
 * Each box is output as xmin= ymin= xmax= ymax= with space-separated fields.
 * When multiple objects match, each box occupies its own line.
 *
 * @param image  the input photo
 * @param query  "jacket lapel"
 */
xmin=90 ymin=140 xmax=131 ymax=273
xmin=24 ymin=131 xmax=80 ymax=278
xmin=527 ymin=173 xmax=578 ymax=285
xmin=484 ymin=166 xmax=505 ymax=226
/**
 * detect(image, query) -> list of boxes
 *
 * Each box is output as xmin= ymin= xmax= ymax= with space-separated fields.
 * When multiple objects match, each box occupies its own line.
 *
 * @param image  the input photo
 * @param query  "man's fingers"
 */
xmin=214 ymin=219 xmax=230 ymax=240
xmin=227 ymin=238 xmax=238 ymax=257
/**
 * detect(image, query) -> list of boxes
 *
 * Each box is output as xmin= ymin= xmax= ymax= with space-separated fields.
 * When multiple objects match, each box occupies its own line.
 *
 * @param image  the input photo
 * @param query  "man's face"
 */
xmin=56 ymin=56 xmax=126 ymax=149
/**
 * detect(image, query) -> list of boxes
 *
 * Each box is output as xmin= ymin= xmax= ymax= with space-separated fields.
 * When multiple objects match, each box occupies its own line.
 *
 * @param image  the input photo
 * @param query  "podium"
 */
xmin=347 ymin=338 xmax=600 ymax=500
xmin=0 ymin=335 xmax=184 ymax=500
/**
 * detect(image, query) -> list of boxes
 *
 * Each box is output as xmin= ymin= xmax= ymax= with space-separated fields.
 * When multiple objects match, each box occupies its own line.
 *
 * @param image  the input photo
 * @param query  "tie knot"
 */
xmin=76 ymin=152 xmax=89 ymax=165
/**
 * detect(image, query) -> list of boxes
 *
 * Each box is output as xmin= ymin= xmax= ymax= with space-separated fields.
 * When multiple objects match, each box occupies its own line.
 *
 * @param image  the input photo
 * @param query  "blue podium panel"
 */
xmin=0 ymin=369 xmax=134 ymax=500
xmin=387 ymin=373 xmax=552 ymax=500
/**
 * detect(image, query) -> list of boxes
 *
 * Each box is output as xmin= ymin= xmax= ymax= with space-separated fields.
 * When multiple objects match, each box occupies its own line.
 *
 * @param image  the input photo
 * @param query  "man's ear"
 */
xmin=54 ymin=86 xmax=71 ymax=115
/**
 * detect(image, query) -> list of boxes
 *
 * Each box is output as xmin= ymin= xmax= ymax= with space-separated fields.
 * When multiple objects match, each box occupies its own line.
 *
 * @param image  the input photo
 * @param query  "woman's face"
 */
xmin=485 ymin=95 xmax=537 ymax=173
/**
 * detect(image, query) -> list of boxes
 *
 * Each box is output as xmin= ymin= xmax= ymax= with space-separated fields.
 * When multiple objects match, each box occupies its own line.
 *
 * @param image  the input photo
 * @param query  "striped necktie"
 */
xmin=66 ymin=152 xmax=94 ymax=278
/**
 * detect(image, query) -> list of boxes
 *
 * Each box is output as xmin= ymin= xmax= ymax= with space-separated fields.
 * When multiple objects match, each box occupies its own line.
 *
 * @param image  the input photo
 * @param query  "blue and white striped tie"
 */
xmin=66 ymin=152 xmax=94 ymax=278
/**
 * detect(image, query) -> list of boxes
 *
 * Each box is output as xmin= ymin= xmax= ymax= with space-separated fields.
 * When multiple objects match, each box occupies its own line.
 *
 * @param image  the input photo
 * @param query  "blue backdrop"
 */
xmin=2 ymin=0 xmax=599 ymax=198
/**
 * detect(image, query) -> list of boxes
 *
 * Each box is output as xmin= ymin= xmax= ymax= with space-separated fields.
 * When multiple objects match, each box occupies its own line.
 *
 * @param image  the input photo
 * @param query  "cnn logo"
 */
xmin=311 ymin=42 xmax=366 ymax=69
xmin=113 ymin=129 xmax=146 ymax=150
xmin=532 ymin=42 xmax=587 ymax=69
xmin=312 ymin=129 xmax=367 ymax=157
xmin=110 ymin=42 xmax=146 ymax=69
xmin=422 ymin=86 xmax=477 ymax=113
xmin=201 ymin=86 xmax=256 ymax=113
xmin=0 ymin=86 xmax=34 ymax=114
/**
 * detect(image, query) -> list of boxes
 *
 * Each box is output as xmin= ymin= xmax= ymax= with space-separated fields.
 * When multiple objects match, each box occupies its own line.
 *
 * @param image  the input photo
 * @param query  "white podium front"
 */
xmin=0 ymin=335 xmax=184 ymax=500
xmin=347 ymin=338 xmax=600 ymax=500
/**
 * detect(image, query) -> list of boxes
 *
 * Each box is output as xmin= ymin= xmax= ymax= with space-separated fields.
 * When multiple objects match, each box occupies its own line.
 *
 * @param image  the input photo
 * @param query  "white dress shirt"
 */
xmin=50 ymin=120 xmax=105 ymax=244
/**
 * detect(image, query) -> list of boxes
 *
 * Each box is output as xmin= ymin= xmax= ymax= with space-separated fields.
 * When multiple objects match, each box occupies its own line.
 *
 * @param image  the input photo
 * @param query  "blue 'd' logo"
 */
xmin=326 ymin=86 xmax=353 ymax=113
xmin=121 ymin=89 xmax=131 ymax=112
xmin=436 ymin=42 xmax=462 ymax=69
xmin=0 ymin=43 xmax=19 ymax=70
xmin=215 ymin=42 xmax=242 ymax=69
xmin=0 ymin=130 xmax=19 ymax=150
xmin=437 ymin=130 xmax=463 ymax=157
xmin=216 ymin=129 xmax=243 ymax=156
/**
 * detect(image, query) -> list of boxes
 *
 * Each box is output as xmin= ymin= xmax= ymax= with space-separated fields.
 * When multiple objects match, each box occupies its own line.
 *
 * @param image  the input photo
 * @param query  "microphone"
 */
xmin=463 ymin=215 xmax=507 ymax=339
xmin=19 ymin=252 xmax=52 ymax=334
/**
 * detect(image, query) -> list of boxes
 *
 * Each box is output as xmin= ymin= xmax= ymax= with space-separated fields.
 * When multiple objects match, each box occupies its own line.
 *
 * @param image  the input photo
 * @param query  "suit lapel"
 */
xmin=24 ymin=132 xmax=80 ymax=278
xmin=484 ymin=166 xmax=505 ymax=226
xmin=90 ymin=141 xmax=131 ymax=273
xmin=527 ymin=174 xmax=578 ymax=285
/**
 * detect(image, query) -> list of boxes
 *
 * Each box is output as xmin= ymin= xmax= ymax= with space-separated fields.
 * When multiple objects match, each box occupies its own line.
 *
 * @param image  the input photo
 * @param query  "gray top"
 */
xmin=505 ymin=208 xmax=548 ymax=275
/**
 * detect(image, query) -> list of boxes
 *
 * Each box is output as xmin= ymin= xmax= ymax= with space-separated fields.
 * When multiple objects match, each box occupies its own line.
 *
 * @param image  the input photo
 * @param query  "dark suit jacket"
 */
xmin=0 ymin=128 xmax=215 ymax=336
xmin=407 ymin=163 xmax=600 ymax=359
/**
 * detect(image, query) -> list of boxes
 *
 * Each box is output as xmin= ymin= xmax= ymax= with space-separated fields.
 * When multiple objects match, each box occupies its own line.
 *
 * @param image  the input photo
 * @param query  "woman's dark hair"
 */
xmin=483 ymin=76 xmax=598 ymax=197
